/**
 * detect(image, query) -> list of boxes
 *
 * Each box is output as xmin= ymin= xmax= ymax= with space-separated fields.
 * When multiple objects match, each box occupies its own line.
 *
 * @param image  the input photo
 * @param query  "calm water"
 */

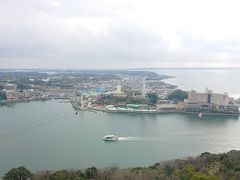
xmin=0 ymin=100 xmax=240 ymax=175
xmin=154 ymin=68 xmax=240 ymax=98
xmin=1 ymin=69 xmax=240 ymax=176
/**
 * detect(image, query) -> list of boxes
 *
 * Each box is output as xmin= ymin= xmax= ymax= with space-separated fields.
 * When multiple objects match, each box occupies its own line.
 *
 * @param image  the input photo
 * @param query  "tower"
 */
xmin=142 ymin=78 xmax=146 ymax=97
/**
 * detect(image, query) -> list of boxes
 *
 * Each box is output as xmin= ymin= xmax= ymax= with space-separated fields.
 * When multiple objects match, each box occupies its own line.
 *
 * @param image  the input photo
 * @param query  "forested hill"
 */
xmin=4 ymin=150 xmax=240 ymax=180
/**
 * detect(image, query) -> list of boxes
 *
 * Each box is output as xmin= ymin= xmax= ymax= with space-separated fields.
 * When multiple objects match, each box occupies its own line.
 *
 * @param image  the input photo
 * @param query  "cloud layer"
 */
xmin=1 ymin=0 xmax=240 ymax=68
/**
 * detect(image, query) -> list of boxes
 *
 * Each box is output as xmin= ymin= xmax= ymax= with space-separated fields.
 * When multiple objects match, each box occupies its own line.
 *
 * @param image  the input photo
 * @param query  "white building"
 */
xmin=3 ymin=83 xmax=17 ymax=100
xmin=185 ymin=89 xmax=238 ymax=114
xmin=188 ymin=89 xmax=229 ymax=106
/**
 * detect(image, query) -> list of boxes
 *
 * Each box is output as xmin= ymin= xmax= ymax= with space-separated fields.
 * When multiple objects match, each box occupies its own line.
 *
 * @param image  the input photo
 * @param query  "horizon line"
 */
xmin=1 ymin=67 xmax=240 ymax=71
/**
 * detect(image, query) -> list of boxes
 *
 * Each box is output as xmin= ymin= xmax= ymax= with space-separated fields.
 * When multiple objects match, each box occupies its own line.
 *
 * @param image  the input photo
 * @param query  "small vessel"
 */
xmin=198 ymin=112 xmax=203 ymax=118
xmin=102 ymin=135 xmax=118 ymax=141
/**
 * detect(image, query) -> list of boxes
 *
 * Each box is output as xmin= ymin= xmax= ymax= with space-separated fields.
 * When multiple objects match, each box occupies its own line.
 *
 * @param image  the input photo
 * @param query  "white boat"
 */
xmin=102 ymin=135 xmax=118 ymax=141
xmin=198 ymin=112 xmax=203 ymax=118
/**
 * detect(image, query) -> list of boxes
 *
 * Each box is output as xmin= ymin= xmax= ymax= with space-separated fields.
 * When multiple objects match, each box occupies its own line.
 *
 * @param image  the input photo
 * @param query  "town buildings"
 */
xmin=184 ymin=89 xmax=239 ymax=114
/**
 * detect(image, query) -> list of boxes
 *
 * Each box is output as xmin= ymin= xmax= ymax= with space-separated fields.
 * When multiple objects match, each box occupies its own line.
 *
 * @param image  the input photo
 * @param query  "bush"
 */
xmin=178 ymin=165 xmax=216 ymax=180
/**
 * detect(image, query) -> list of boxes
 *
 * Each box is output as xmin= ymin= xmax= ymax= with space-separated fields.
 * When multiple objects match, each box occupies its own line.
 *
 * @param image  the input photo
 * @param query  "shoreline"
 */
xmin=1 ymin=99 xmax=239 ymax=117
xmin=4 ymin=149 xmax=240 ymax=179
xmin=76 ymin=105 xmax=240 ymax=117
xmin=0 ymin=97 xmax=72 ymax=106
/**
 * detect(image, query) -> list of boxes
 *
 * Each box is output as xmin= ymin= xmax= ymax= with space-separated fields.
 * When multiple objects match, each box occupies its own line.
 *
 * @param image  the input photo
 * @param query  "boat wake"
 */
xmin=118 ymin=136 xmax=157 ymax=141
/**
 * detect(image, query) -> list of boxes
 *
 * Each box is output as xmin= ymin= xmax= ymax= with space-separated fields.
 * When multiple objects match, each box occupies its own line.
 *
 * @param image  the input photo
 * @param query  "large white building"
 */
xmin=185 ymin=89 xmax=238 ymax=114
xmin=3 ymin=83 xmax=17 ymax=100
xmin=188 ymin=89 xmax=229 ymax=106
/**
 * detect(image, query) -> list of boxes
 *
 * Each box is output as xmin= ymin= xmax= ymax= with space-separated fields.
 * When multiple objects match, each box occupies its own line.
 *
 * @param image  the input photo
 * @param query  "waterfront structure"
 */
xmin=105 ymin=104 xmax=155 ymax=112
xmin=156 ymin=100 xmax=179 ymax=112
xmin=71 ymin=94 xmax=93 ymax=110
xmin=156 ymin=104 xmax=178 ymax=112
xmin=3 ymin=83 xmax=17 ymax=100
xmin=188 ymin=88 xmax=229 ymax=106
xmin=4 ymin=90 xmax=17 ymax=100
xmin=185 ymin=89 xmax=239 ymax=114
xmin=226 ymin=105 xmax=239 ymax=114
xmin=185 ymin=102 xmax=213 ymax=113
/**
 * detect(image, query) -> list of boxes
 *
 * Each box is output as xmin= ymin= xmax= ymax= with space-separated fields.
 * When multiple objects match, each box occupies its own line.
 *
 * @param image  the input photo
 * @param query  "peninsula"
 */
xmin=0 ymin=69 xmax=239 ymax=115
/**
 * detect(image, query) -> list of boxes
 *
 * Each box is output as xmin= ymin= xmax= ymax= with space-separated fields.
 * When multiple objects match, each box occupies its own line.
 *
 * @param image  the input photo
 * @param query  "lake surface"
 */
xmin=1 ymin=100 xmax=240 ymax=176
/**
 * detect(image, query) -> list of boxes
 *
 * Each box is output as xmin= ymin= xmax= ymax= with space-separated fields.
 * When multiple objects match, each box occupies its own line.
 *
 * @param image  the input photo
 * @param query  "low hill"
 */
xmin=4 ymin=150 xmax=240 ymax=180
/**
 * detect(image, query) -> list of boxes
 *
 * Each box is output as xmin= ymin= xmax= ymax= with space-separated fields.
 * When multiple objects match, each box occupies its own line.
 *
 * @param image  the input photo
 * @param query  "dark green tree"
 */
xmin=85 ymin=167 xmax=98 ymax=179
xmin=3 ymin=166 xmax=31 ymax=180
xmin=168 ymin=89 xmax=188 ymax=101
xmin=0 ymin=91 xmax=6 ymax=100
xmin=146 ymin=92 xmax=159 ymax=105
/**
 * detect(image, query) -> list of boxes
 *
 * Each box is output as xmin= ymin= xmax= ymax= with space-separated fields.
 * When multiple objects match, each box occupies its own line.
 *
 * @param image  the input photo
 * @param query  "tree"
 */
xmin=168 ymin=89 xmax=188 ymax=101
xmin=178 ymin=165 xmax=216 ymax=180
xmin=85 ymin=167 xmax=98 ymax=179
xmin=3 ymin=166 xmax=31 ymax=180
xmin=0 ymin=91 xmax=6 ymax=100
xmin=146 ymin=92 xmax=159 ymax=105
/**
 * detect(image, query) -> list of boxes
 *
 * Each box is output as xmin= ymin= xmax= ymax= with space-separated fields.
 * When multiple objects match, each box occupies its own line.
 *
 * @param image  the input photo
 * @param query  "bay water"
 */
xmin=1 ymin=68 xmax=240 ymax=176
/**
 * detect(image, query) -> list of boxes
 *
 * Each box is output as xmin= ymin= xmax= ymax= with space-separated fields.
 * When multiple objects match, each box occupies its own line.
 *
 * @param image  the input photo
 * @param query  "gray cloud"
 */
xmin=0 ymin=0 xmax=240 ymax=68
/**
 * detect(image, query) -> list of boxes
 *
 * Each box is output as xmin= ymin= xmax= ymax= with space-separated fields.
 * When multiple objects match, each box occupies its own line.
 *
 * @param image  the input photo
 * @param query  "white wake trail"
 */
xmin=118 ymin=136 xmax=157 ymax=141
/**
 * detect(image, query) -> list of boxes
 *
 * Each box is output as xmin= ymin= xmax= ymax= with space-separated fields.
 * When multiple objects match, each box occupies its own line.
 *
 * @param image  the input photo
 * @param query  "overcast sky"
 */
xmin=1 ymin=0 xmax=240 ymax=69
